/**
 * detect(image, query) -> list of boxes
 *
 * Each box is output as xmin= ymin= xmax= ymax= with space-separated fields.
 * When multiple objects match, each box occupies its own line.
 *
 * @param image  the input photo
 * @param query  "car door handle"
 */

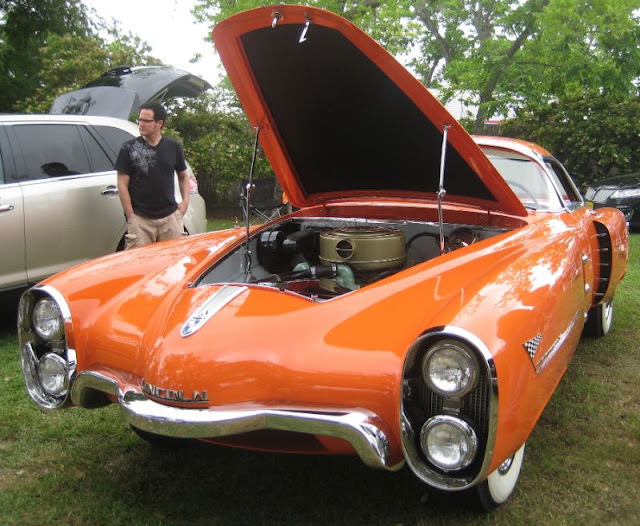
xmin=0 ymin=204 xmax=15 ymax=213
xmin=101 ymin=186 xmax=119 ymax=196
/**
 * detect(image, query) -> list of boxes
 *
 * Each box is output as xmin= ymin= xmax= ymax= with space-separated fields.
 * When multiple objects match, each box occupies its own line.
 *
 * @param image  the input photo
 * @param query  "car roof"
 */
xmin=0 ymin=113 xmax=138 ymax=132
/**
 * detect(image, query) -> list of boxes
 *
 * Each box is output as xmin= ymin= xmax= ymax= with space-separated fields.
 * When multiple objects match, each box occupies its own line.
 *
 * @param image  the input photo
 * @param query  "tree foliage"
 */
xmin=166 ymin=90 xmax=273 ymax=212
xmin=193 ymin=0 xmax=640 ymax=133
xmin=0 ymin=0 xmax=94 ymax=111
xmin=502 ymin=95 xmax=640 ymax=187
xmin=2 ymin=0 xmax=638 ymax=211
xmin=0 ymin=0 xmax=161 ymax=113
xmin=14 ymin=33 xmax=158 ymax=113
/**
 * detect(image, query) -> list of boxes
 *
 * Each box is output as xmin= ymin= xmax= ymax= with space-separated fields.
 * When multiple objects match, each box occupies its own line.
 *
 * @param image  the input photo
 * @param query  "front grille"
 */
xmin=422 ymin=373 xmax=490 ymax=441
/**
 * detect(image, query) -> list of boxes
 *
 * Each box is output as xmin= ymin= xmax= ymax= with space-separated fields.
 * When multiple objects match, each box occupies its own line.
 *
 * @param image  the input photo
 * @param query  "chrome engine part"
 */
xmin=318 ymin=227 xmax=406 ymax=271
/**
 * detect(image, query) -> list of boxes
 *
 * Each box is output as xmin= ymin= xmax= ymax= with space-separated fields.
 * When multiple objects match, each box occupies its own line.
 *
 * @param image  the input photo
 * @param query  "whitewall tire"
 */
xmin=474 ymin=443 xmax=525 ymax=511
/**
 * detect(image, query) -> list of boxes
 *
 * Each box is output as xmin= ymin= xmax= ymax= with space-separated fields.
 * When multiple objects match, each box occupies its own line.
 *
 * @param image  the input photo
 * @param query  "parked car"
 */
xmin=1 ymin=68 xmax=209 ymax=293
xmin=584 ymin=174 xmax=640 ymax=230
xmin=18 ymin=5 xmax=628 ymax=512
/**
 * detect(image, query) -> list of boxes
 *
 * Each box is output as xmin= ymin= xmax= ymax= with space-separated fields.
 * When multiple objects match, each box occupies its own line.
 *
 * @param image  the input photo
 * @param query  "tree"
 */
xmin=0 ymin=0 xmax=94 ymax=112
xmin=166 ymin=89 xmax=274 ymax=214
xmin=193 ymin=0 xmax=640 ymax=133
xmin=1 ymin=0 xmax=162 ymax=113
xmin=192 ymin=0 xmax=412 ymax=56
xmin=501 ymin=95 xmax=640 ymax=186
xmin=15 ymin=31 xmax=158 ymax=113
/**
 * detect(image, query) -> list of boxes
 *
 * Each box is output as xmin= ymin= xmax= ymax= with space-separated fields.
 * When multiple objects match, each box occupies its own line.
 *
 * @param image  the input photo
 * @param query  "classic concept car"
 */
xmin=19 ymin=5 xmax=628 ymax=511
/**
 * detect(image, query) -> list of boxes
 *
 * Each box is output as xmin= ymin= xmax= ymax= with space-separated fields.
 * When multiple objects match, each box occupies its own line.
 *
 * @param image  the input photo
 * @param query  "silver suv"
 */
xmin=0 ymin=113 xmax=207 ymax=292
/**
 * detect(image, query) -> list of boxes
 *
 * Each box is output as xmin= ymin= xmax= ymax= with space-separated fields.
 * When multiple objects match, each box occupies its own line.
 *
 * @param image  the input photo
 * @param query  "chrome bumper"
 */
xmin=71 ymin=371 xmax=402 ymax=472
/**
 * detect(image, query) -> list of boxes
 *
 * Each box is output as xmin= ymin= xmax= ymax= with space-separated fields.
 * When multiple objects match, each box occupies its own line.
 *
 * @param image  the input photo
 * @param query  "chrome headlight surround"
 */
xmin=18 ymin=286 xmax=76 ymax=409
xmin=422 ymin=339 xmax=479 ymax=397
xmin=400 ymin=327 xmax=499 ymax=491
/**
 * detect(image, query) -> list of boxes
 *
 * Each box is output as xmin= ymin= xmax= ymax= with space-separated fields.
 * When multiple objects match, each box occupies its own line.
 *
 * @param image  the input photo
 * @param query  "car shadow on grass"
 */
xmin=69 ymin=430 xmax=477 ymax=525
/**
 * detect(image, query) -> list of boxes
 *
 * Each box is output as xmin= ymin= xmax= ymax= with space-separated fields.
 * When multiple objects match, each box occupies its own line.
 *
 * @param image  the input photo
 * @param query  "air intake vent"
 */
xmin=593 ymin=222 xmax=612 ymax=300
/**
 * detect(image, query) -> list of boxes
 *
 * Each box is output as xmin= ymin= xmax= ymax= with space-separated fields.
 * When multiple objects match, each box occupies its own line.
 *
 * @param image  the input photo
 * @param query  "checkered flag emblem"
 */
xmin=524 ymin=334 xmax=543 ymax=360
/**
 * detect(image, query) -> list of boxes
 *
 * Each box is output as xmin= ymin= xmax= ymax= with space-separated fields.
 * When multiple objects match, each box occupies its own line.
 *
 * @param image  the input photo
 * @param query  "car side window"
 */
xmin=544 ymin=159 xmax=582 ymax=206
xmin=78 ymin=126 xmax=114 ymax=172
xmin=11 ymin=124 xmax=91 ymax=181
xmin=93 ymin=125 xmax=135 ymax=158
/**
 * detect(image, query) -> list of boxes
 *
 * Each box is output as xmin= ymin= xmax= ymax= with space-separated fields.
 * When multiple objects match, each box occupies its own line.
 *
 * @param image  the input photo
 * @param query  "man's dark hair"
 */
xmin=139 ymin=102 xmax=168 ymax=124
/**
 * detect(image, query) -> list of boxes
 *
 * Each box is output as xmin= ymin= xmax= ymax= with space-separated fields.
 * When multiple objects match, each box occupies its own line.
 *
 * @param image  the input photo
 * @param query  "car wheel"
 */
xmin=130 ymin=425 xmax=194 ymax=449
xmin=584 ymin=299 xmax=613 ymax=338
xmin=473 ymin=443 xmax=525 ymax=511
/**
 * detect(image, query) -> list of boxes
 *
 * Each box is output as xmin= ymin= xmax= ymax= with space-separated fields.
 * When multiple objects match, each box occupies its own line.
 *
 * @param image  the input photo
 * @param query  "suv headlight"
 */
xmin=611 ymin=188 xmax=640 ymax=199
xmin=33 ymin=297 xmax=64 ymax=341
xmin=422 ymin=340 xmax=479 ymax=397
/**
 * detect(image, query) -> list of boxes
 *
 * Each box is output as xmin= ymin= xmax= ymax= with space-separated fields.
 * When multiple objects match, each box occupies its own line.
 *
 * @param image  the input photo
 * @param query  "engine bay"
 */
xmin=197 ymin=217 xmax=510 ymax=300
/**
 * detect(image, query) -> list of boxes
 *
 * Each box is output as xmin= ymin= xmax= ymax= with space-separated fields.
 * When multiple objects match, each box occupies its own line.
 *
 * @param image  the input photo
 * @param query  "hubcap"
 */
xmin=497 ymin=454 xmax=514 ymax=475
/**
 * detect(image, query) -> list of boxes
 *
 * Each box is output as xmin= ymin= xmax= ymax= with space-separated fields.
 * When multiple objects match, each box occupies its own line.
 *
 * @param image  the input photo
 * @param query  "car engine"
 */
xmin=198 ymin=218 xmax=506 ymax=300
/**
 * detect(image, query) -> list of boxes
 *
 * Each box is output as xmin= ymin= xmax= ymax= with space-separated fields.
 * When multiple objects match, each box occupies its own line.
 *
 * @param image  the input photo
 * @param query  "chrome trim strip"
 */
xmin=535 ymin=311 xmax=581 ymax=373
xmin=400 ymin=326 xmax=498 ymax=490
xmin=181 ymin=285 xmax=248 ymax=337
xmin=70 ymin=371 xmax=402 ymax=472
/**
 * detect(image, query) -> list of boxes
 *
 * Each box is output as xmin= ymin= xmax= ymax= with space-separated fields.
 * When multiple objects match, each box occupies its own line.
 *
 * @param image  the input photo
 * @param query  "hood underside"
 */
xmin=49 ymin=66 xmax=212 ymax=120
xmin=212 ymin=5 xmax=526 ymax=216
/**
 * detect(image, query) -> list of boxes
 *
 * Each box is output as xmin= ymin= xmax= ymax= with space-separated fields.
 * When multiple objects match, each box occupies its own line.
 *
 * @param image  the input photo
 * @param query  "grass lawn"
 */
xmin=0 ymin=233 xmax=638 ymax=526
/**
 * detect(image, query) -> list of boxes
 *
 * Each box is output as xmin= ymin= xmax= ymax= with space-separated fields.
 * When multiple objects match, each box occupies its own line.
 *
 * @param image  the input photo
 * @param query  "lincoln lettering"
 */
xmin=142 ymin=381 xmax=209 ymax=403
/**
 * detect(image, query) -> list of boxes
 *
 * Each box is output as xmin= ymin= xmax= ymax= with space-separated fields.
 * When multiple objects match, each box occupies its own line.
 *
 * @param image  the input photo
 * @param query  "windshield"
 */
xmin=483 ymin=149 xmax=564 ymax=210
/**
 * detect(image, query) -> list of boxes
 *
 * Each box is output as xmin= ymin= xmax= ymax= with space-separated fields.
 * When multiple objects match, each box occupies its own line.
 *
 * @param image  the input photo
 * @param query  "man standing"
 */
xmin=116 ymin=102 xmax=190 ymax=249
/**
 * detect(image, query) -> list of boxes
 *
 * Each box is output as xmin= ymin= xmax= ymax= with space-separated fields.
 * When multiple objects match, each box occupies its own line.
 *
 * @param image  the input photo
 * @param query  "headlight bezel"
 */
xmin=19 ymin=286 xmax=75 ymax=409
xmin=421 ymin=339 xmax=479 ymax=398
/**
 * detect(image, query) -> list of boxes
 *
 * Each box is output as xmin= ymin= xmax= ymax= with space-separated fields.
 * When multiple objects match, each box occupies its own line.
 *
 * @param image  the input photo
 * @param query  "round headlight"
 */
xmin=33 ymin=297 xmax=64 ymax=341
xmin=422 ymin=340 xmax=479 ymax=397
xmin=37 ymin=352 xmax=69 ymax=396
xmin=420 ymin=415 xmax=478 ymax=471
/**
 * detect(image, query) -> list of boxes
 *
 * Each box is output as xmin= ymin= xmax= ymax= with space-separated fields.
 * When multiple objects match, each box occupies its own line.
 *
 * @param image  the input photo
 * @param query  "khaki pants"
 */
xmin=124 ymin=209 xmax=184 ymax=249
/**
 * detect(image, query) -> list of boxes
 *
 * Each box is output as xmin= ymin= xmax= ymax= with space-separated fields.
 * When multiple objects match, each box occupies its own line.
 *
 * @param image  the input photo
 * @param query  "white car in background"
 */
xmin=0 ymin=66 xmax=209 ymax=293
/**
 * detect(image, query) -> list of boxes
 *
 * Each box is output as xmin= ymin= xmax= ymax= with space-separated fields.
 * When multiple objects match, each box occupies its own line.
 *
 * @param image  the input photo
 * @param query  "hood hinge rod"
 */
xmin=299 ymin=17 xmax=311 ymax=43
xmin=437 ymin=124 xmax=451 ymax=255
xmin=243 ymin=125 xmax=262 ymax=276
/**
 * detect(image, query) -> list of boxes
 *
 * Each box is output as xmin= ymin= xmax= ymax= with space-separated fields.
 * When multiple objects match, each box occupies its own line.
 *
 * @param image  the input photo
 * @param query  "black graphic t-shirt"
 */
xmin=115 ymin=136 xmax=187 ymax=219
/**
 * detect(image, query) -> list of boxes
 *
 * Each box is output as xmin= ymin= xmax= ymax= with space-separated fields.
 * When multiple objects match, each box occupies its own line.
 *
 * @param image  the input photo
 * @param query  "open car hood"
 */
xmin=49 ymin=66 xmax=212 ymax=120
xmin=212 ymin=5 xmax=526 ymax=216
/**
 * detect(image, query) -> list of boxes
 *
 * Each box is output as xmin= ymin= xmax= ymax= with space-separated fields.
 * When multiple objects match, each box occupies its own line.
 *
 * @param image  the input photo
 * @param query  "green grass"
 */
xmin=1 ymin=235 xmax=638 ymax=526
xmin=207 ymin=217 xmax=239 ymax=231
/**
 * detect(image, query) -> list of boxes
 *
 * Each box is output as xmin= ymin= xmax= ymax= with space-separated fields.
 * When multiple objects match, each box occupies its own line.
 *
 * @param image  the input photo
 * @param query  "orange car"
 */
xmin=18 ymin=5 xmax=628 ymax=510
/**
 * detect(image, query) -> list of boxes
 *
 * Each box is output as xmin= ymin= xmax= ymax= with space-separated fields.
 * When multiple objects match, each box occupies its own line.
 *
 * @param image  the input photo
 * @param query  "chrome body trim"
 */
xmin=400 ymin=325 xmax=498 ymax=490
xmin=181 ymin=285 xmax=248 ymax=337
xmin=70 ymin=371 xmax=403 ymax=472
xmin=18 ymin=285 xmax=76 ymax=409
xmin=535 ymin=311 xmax=581 ymax=373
